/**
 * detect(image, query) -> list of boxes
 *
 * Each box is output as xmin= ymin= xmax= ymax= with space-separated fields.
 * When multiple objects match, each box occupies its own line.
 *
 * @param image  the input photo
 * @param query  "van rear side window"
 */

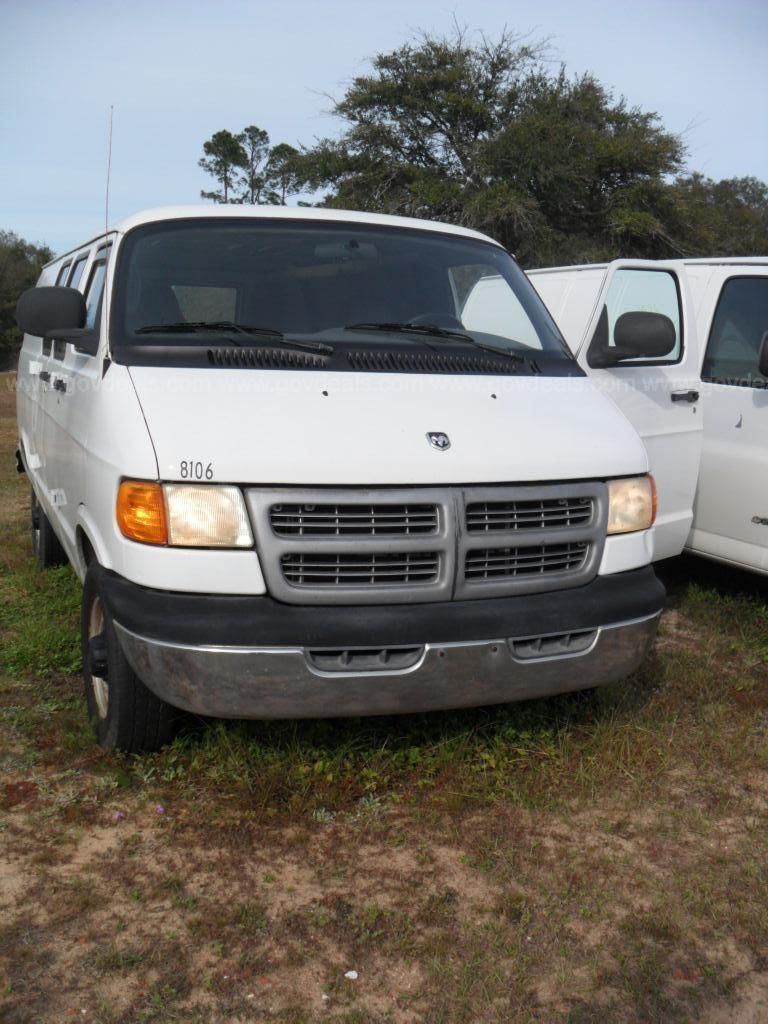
xmin=702 ymin=276 xmax=768 ymax=387
xmin=68 ymin=253 xmax=89 ymax=289
xmin=55 ymin=262 xmax=72 ymax=286
xmin=84 ymin=246 xmax=112 ymax=330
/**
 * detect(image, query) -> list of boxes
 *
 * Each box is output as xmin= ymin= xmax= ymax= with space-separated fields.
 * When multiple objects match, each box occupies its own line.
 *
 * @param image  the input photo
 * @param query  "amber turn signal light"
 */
xmin=116 ymin=481 xmax=168 ymax=545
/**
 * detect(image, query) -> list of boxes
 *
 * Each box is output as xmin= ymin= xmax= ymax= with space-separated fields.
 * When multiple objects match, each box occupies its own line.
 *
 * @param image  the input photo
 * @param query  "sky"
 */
xmin=2 ymin=0 xmax=767 ymax=255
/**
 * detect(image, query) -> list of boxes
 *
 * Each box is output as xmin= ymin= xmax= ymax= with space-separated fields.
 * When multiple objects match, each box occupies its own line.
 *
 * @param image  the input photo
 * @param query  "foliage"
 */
xmin=0 ymin=231 xmax=53 ymax=371
xmin=287 ymin=30 xmax=687 ymax=264
xmin=286 ymin=29 xmax=767 ymax=265
xmin=199 ymin=125 xmax=303 ymax=205
xmin=235 ymin=125 xmax=271 ymax=204
xmin=668 ymin=174 xmax=768 ymax=256
xmin=198 ymin=129 xmax=247 ymax=203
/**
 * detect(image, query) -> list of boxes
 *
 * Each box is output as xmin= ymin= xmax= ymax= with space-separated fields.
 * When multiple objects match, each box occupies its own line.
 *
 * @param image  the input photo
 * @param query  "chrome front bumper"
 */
xmin=114 ymin=612 xmax=660 ymax=720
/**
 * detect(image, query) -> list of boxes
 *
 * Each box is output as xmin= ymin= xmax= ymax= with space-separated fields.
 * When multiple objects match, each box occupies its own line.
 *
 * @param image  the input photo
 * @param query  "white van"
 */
xmin=15 ymin=206 xmax=664 ymax=752
xmin=527 ymin=258 xmax=768 ymax=575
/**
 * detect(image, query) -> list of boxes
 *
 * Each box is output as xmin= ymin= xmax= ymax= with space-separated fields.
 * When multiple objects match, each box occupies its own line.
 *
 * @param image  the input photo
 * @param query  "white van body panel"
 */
xmin=528 ymin=257 xmax=768 ymax=575
xmin=128 ymin=367 xmax=647 ymax=487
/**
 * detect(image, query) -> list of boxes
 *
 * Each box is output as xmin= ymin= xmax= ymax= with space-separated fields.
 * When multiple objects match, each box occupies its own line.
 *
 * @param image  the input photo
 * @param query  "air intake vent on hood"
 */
xmin=346 ymin=349 xmax=521 ymax=375
xmin=208 ymin=347 xmax=329 ymax=370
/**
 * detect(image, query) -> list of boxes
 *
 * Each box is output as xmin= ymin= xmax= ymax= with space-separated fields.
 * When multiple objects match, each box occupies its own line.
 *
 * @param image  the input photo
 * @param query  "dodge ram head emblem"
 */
xmin=427 ymin=432 xmax=451 ymax=451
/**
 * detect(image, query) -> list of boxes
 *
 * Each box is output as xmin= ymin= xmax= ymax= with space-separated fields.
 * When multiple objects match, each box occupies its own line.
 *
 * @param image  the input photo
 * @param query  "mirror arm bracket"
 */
xmin=45 ymin=327 xmax=99 ymax=356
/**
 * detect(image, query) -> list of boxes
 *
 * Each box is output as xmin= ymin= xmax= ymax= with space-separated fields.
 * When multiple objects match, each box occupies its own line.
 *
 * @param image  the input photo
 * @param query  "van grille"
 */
xmin=246 ymin=483 xmax=606 ymax=604
xmin=465 ymin=542 xmax=589 ymax=580
xmin=466 ymin=497 xmax=593 ymax=532
xmin=270 ymin=503 xmax=438 ymax=537
xmin=281 ymin=551 xmax=440 ymax=587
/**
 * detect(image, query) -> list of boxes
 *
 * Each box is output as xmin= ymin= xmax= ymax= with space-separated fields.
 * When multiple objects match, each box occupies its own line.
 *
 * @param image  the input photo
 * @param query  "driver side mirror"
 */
xmin=16 ymin=286 xmax=86 ymax=337
xmin=588 ymin=310 xmax=677 ymax=368
xmin=16 ymin=286 xmax=99 ymax=357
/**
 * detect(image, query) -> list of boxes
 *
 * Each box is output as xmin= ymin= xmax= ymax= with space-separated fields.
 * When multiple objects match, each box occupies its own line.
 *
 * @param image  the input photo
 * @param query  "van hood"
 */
xmin=128 ymin=367 xmax=647 ymax=485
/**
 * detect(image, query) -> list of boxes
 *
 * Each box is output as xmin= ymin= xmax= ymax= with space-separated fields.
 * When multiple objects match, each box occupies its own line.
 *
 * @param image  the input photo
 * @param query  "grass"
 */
xmin=1 ymin=369 xmax=768 ymax=1022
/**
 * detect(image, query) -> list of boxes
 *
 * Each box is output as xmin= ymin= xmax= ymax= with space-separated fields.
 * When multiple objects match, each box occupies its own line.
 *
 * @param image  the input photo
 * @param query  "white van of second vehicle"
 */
xmin=527 ymin=258 xmax=768 ymax=575
xmin=16 ymin=205 xmax=665 ymax=752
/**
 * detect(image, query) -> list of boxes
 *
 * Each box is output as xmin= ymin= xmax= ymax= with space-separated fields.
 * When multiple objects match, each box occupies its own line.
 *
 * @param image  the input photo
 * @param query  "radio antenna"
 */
xmin=105 ymin=105 xmax=114 ymax=234
xmin=102 ymin=105 xmax=115 ymax=352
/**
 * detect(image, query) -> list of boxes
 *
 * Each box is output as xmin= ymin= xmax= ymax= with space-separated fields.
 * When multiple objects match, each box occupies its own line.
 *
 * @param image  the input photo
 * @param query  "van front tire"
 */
xmin=81 ymin=564 xmax=177 ymax=753
xmin=31 ymin=488 xmax=67 ymax=569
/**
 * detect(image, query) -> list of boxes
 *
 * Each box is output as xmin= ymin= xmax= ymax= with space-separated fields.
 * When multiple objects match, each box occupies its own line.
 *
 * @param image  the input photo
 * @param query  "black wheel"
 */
xmin=81 ymin=563 xmax=177 ymax=752
xmin=31 ymin=487 xmax=67 ymax=568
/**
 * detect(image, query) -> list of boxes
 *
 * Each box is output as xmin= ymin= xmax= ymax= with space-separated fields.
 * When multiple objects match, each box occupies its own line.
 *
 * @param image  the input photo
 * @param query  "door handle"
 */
xmin=53 ymin=378 xmax=68 ymax=393
xmin=39 ymin=370 xmax=51 ymax=383
xmin=671 ymin=390 xmax=699 ymax=404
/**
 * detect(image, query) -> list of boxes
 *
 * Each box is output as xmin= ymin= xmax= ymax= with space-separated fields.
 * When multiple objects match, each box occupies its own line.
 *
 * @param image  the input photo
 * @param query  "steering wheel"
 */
xmin=407 ymin=312 xmax=465 ymax=331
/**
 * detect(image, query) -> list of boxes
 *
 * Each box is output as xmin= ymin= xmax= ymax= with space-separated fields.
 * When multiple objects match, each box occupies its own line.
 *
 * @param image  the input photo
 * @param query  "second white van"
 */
xmin=527 ymin=257 xmax=768 ymax=575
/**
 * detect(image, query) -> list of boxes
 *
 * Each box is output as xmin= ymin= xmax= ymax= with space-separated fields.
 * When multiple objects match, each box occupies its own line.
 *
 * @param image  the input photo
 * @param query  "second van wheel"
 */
xmin=81 ymin=563 xmax=178 ymax=753
xmin=31 ymin=487 xmax=68 ymax=568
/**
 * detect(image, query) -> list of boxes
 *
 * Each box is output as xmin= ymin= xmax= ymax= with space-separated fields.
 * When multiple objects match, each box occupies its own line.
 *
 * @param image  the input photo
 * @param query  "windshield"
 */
xmin=111 ymin=218 xmax=575 ymax=371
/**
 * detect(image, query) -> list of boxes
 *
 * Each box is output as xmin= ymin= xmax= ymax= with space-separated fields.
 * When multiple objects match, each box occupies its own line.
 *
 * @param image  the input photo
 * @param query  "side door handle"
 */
xmin=39 ymin=370 xmax=51 ymax=383
xmin=53 ymin=378 xmax=68 ymax=393
xmin=671 ymin=390 xmax=699 ymax=404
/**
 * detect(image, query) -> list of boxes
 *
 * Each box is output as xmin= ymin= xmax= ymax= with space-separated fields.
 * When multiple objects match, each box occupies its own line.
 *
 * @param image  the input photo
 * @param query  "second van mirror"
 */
xmin=589 ymin=310 xmax=677 ymax=368
xmin=16 ymin=286 xmax=87 ymax=340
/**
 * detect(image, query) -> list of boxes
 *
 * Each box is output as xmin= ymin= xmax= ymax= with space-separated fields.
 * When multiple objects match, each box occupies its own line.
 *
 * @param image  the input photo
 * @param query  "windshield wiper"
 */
xmin=344 ymin=321 xmax=524 ymax=365
xmin=135 ymin=321 xmax=333 ymax=355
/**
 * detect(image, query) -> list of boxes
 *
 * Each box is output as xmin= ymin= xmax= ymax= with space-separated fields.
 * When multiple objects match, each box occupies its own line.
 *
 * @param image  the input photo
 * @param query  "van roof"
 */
xmin=528 ymin=256 xmax=768 ymax=276
xmin=46 ymin=204 xmax=503 ymax=266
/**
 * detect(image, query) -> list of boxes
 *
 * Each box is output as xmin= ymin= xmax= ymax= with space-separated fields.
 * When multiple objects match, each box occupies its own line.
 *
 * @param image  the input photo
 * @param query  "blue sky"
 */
xmin=2 ymin=0 xmax=767 ymax=255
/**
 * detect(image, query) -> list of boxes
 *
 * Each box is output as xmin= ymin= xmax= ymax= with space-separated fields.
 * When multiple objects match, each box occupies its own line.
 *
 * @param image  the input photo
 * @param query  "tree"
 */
xmin=236 ymin=125 xmax=273 ymax=204
xmin=0 ymin=231 xmax=53 ymax=371
xmin=265 ymin=143 xmax=303 ymax=204
xmin=198 ymin=34 xmax=766 ymax=262
xmin=290 ymin=29 xmax=687 ymax=264
xmin=667 ymin=174 xmax=768 ymax=256
xmin=200 ymin=126 xmax=302 ymax=205
xmin=199 ymin=129 xmax=247 ymax=203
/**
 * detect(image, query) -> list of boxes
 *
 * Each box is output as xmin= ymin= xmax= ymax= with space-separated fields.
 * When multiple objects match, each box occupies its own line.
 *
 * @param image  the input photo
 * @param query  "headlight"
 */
xmin=117 ymin=481 xmax=253 ymax=547
xmin=607 ymin=475 xmax=656 ymax=535
xmin=164 ymin=484 xmax=253 ymax=547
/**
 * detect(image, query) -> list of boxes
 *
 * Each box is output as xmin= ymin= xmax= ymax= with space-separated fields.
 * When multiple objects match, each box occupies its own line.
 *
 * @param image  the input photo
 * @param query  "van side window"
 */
xmin=84 ymin=246 xmax=112 ymax=331
xmin=68 ymin=253 xmax=89 ymax=289
xmin=588 ymin=269 xmax=683 ymax=365
xmin=702 ymin=277 xmax=768 ymax=388
xmin=55 ymin=262 xmax=72 ymax=286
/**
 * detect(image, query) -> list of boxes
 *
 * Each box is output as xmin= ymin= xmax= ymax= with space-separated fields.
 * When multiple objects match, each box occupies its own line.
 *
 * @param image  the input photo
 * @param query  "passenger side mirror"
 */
xmin=588 ymin=310 xmax=677 ymax=368
xmin=758 ymin=331 xmax=768 ymax=378
xmin=16 ymin=286 xmax=87 ymax=338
